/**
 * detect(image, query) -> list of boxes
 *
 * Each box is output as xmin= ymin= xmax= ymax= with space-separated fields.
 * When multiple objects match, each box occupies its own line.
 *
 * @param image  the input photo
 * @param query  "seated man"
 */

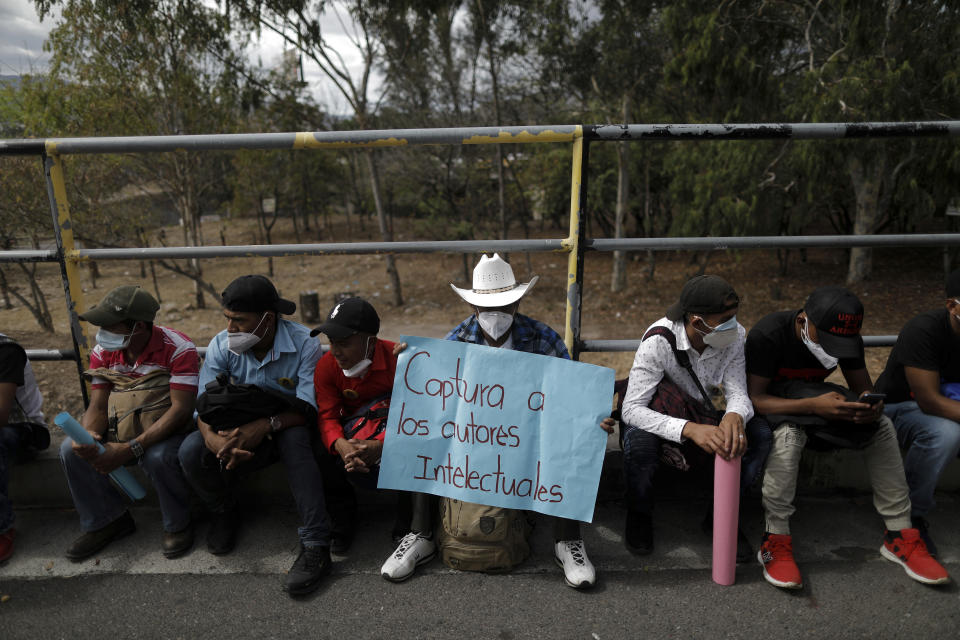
xmin=379 ymin=253 xmax=614 ymax=589
xmin=60 ymin=285 xmax=198 ymax=560
xmin=747 ymin=286 xmax=948 ymax=589
xmin=620 ymin=275 xmax=770 ymax=560
xmin=311 ymin=297 xmax=408 ymax=553
xmin=0 ymin=332 xmax=48 ymax=562
xmin=876 ymin=269 xmax=960 ymax=555
xmin=178 ymin=275 xmax=332 ymax=596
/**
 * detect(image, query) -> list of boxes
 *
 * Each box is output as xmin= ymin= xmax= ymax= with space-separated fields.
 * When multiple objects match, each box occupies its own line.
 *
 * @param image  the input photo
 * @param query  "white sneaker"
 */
xmin=380 ymin=532 xmax=436 ymax=582
xmin=554 ymin=540 xmax=596 ymax=589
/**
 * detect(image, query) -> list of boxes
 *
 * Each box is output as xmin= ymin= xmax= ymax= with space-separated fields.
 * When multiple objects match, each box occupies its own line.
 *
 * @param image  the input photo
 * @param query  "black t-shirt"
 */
xmin=0 ymin=342 xmax=26 ymax=386
xmin=745 ymin=310 xmax=866 ymax=383
xmin=875 ymin=308 xmax=960 ymax=403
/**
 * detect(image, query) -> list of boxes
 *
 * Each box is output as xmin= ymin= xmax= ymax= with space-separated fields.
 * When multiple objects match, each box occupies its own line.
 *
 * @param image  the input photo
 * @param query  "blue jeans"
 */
xmin=885 ymin=401 xmax=960 ymax=517
xmin=178 ymin=426 xmax=331 ymax=547
xmin=622 ymin=416 xmax=772 ymax=516
xmin=0 ymin=425 xmax=24 ymax=532
xmin=59 ymin=433 xmax=192 ymax=533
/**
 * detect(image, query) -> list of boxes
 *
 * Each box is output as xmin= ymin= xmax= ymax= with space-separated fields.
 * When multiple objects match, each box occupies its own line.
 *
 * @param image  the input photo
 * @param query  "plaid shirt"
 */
xmin=445 ymin=313 xmax=570 ymax=360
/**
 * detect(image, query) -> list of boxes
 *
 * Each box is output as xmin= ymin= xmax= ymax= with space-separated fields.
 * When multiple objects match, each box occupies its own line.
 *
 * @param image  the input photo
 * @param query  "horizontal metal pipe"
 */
xmin=589 ymin=234 xmax=960 ymax=252
xmin=3 ymin=234 xmax=956 ymax=264
xmin=25 ymin=349 xmax=77 ymax=361
xmin=0 ymin=250 xmax=59 ymax=263
xmin=26 ymin=347 xmax=210 ymax=361
xmin=1 ymin=125 xmax=581 ymax=156
xmin=582 ymin=335 xmax=897 ymax=353
xmin=4 ymin=121 xmax=959 ymax=157
xmin=27 ymin=336 xmax=897 ymax=361
xmin=69 ymin=239 xmax=567 ymax=260
xmin=588 ymin=121 xmax=960 ymax=141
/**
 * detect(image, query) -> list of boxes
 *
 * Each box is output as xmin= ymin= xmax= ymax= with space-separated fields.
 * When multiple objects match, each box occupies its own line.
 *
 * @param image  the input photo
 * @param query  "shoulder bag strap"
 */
xmin=642 ymin=325 xmax=719 ymax=418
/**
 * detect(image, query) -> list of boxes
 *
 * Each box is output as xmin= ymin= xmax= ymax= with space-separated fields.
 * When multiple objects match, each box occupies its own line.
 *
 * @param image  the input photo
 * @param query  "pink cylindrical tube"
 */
xmin=712 ymin=454 xmax=741 ymax=585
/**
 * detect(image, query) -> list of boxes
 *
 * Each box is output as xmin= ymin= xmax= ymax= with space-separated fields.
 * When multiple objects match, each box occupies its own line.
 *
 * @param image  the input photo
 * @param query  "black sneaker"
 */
xmin=330 ymin=525 xmax=355 ymax=556
xmin=207 ymin=507 xmax=241 ymax=555
xmin=283 ymin=545 xmax=332 ymax=596
xmin=625 ymin=511 xmax=653 ymax=555
xmin=912 ymin=516 xmax=938 ymax=558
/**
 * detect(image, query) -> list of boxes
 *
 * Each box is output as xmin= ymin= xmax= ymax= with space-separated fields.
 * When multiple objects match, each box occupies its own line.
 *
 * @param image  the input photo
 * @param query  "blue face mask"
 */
xmin=96 ymin=326 xmax=134 ymax=352
xmin=693 ymin=314 xmax=739 ymax=348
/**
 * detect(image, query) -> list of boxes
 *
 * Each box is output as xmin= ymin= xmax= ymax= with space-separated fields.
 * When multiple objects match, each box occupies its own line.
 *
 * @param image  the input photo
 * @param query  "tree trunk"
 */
xmin=486 ymin=35 xmax=508 ymax=247
xmin=612 ymin=97 xmax=631 ymax=292
xmin=364 ymin=150 xmax=403 ymax=306
xmin=846 ymin=153 xmax=885 ymax=285
xmin=611 ymin=143 xmax=630 ymax=292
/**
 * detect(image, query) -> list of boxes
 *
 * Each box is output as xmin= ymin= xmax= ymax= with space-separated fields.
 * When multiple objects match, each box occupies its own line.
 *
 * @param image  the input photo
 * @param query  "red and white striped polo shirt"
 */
xmin=89 ymin=324 xmax=199 ymax=391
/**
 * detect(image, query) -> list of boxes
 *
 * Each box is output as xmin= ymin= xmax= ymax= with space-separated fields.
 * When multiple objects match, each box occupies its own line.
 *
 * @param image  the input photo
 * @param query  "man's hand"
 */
xmin=342 ymin=439 xmax=383 ymax=473
xmin=682 ymin=422 xmax=727 ymax=458
xmin=392 ymin=342 xmax=408 ymax=357
xmin=71 ymin=431 xmax=104 ymax=461
xmin=90 ymin=441 xmax=134 ymax=474
xmin=216 ymin=419 xmax=269 ymax=458
xmin=854 ymin=392 xmax=884 ymax=424
xmin=214 ymin=419 xmax=270 ymax=470
xmin=334 ymin=437 xmax=361 ymax=461
xmin=810 ymin=392 xmax=863 ymax=420
xmin=718 ymin=413 xmax=746 ymax=459
xmin=201 ymin=428 xmax=229 ymax=456
xmin=599 ymin=417 xmax=616 ymax=434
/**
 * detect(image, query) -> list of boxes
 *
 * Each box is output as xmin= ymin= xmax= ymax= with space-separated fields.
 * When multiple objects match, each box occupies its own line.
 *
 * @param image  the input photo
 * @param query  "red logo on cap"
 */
xmin=831 ymin=312 xmax=862 ymax=336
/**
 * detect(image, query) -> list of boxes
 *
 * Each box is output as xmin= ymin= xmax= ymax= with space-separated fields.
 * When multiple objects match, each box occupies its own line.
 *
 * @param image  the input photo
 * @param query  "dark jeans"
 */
xmin=178 ymin=426 xmax=331 ymax=547
xmin=316 ymin=447 xmax=414 ymax=538
xmin=61 ymin=433 xmax=191 ymax=533
xmin=622 ymin=416 xmax=772 ymax=516
xmin=0 ymin=425 xmax=24 ymax=532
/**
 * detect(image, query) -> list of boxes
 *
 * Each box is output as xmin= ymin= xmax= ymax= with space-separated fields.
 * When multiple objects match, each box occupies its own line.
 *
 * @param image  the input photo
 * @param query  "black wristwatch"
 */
xmin=128 ymin=438 xmax=145 ymax=460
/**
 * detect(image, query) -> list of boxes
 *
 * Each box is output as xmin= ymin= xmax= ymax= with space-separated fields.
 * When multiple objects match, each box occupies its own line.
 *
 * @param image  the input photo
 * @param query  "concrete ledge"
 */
xmin=11 ymin=431 xmax=960 ymax=509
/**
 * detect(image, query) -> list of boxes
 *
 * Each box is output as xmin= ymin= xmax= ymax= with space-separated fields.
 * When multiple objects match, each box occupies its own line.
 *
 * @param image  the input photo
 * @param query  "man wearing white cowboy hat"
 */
xmin=379 ymin=253 xmax=613 ymax=589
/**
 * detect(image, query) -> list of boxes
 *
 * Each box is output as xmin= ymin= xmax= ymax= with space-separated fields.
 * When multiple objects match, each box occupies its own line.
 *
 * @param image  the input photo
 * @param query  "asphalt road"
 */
xmin=2 ymin=493 xmax=959 ymax=639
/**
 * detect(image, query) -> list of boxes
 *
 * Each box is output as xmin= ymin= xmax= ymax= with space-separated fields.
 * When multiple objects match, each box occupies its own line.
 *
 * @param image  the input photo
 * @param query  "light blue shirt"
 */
xmin=199 ymin=318 xmax=321 ymax=410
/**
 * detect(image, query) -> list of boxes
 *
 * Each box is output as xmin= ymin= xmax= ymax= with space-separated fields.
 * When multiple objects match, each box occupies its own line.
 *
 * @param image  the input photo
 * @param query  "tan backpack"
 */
xmin=437 ymin=498 xmax=532 ymax=573
xmin=84 ymin=368 xmax=173 ymax=442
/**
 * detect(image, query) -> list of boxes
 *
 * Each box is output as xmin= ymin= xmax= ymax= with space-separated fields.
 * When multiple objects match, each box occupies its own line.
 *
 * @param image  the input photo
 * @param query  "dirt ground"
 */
xmin=0 ymin=214 xmax=949 ymax=419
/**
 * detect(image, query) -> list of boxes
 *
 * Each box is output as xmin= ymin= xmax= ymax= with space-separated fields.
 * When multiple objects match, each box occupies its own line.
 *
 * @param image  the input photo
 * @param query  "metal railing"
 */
xmin=3 ymin=121 xmax=959 ymax=404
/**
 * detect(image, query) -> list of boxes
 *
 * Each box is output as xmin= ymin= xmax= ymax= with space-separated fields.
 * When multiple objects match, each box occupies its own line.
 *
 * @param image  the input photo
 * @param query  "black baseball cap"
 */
xmin=79 ymin=285 xmax=159 ymax=326
xmin=946 ymin=269 xmax=960 ymax=298
xmin=310 ymin=297 xmax=380 ymax=339
xmin=666 ymin=275 xmax=740 ymax=321
xmin=803 ymin=286 xmax=864 ymax=358
xmin=221 ymin=275 xmax=296 ymax=315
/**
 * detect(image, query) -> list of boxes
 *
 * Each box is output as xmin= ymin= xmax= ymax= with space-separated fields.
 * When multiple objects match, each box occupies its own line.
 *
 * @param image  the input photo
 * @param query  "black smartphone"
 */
xmin=859 ymin=392 xmax=886 ymax=405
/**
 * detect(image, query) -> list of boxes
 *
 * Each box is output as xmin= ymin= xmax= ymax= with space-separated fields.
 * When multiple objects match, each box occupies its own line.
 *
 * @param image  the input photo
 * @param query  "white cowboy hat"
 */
xmin=450 ymin=253 xmax=539 ymax=308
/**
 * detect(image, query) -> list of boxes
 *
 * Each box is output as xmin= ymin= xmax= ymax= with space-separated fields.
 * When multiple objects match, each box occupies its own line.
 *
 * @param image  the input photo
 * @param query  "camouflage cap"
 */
xmin=79 ymin=285 xmax=159 ymax=326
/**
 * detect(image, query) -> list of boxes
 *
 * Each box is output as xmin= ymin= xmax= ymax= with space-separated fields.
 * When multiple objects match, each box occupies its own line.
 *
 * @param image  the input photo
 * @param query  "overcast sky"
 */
xmin=0 ymin=0 xmax=380 ymax=117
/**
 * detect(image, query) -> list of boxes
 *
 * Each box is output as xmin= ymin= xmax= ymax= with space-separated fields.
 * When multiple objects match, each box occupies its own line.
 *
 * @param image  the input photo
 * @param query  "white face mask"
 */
xmin=801 ymin=318 xmax=839 ymax=369
xmin=341 ymin=336 xmax=374 ymax=378
xmin=96 ymin=326 xmax=134 ymax=352
xmin=477 ymin=311 xmax=514 ymax=341
xmin=227 ymin=312 xmax=268 ymax=356
xmin=693 ymin=315 xmax=739 ymax=349
xmin=952 ymin=300 xmax=960 ymax=322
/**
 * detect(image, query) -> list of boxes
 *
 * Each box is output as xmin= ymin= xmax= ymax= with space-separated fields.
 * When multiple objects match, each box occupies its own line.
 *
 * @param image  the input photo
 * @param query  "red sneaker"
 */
xmin=758 ymin=533 xmax=802 ymax=589
xmin=0 ymin=528 xmax=15 ymax=563
xmin=881 ymin=528 xmax=950 ymax=585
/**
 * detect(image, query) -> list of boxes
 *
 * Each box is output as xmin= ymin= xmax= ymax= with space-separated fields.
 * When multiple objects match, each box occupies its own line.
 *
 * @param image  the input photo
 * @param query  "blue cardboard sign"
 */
xmin=378 ymin=336 xmax=614 ymax=522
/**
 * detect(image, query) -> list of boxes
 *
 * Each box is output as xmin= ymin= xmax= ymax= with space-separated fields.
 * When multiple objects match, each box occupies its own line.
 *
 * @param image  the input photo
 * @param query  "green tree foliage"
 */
xmin=35 ymin=0 xmax=248 ymax=306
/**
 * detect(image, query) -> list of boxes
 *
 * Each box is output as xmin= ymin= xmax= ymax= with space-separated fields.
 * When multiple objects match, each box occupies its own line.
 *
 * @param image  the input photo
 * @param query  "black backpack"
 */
xmin=196 ymin=373 xmax=316 ymax=430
